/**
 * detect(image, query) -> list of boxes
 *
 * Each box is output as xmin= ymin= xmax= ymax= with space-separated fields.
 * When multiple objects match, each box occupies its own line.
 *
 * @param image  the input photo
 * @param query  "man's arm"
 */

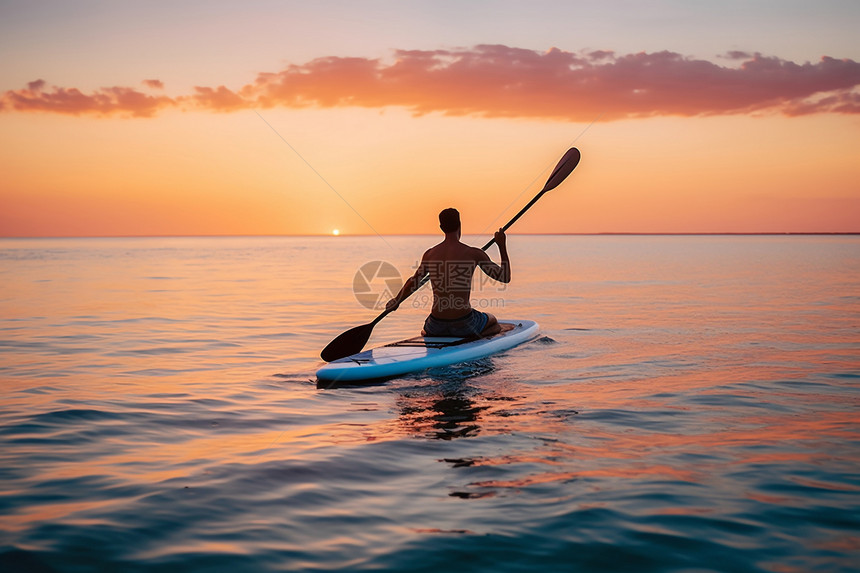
xmin=476 ymin=229 xmax=511 ymax=283
xmin=385 ymin=257 xmax=430 ymax=311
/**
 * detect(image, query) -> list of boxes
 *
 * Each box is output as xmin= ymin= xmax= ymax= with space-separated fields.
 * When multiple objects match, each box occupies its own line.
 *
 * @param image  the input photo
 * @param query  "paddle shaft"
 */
xmin=480 ymin=189 xmax=548 ymax=251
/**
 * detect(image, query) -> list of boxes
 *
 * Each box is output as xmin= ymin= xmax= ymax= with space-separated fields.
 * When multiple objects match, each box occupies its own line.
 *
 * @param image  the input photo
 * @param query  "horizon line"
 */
xmin=2 ymin=232 xmax=859 ymax=240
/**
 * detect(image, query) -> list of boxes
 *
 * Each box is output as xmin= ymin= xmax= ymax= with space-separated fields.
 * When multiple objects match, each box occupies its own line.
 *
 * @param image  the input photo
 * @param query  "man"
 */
xmin=386 ymin=208 xmax=510 ymax=338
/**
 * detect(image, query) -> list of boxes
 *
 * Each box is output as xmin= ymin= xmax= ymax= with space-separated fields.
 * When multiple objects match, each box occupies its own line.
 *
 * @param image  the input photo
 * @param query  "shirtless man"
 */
xmin=386 ymin=208 xmax=510 ymax=338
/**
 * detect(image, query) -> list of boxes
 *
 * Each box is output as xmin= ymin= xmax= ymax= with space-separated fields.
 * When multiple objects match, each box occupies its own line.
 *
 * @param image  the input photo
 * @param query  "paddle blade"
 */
xmin=320 ymin=322 xmax=375 ymax=362
xmin=542 ymin=147 xmax=581 ymax=192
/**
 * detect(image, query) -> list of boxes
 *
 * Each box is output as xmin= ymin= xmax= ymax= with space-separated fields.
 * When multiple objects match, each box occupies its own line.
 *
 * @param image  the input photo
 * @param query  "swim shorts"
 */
xmin=423 ymin=309 xmax=489 ymax=338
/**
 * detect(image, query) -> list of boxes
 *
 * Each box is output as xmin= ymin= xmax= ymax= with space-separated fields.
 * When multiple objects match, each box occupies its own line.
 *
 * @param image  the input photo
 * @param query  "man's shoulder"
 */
xmin=422 ymin=243 xmax=443 ymax=259
xmin=444 ymin=242 xmax=481 ymax=259
xmin=423 ymin=240 xmax=484 ymax=261
xmin=463 ymin=243 xmax=487 ymax=259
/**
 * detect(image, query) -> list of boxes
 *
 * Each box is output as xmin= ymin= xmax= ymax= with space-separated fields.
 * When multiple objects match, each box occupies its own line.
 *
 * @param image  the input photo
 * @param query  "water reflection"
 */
xmin=397 ymin=386 xmax=487 ymax=440
xmin=394 ymin=358 xmax=504 ymax=440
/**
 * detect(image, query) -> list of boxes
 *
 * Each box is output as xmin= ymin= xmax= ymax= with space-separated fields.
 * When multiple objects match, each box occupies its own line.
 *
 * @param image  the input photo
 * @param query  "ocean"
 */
xmin=1 ymin=235 xmax=858 ymax=572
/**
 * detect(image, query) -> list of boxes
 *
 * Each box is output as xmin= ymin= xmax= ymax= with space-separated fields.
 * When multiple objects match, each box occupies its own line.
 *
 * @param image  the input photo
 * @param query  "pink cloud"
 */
xmin=2 ymin=46 xmax=859 ymax=120
xmin=240 ymin=46 xmax=860 ymax=120
xmin=190 ymin=85 xmax=246 ymax=112
xmin=2 ymin=79 xmax=175 ymax=117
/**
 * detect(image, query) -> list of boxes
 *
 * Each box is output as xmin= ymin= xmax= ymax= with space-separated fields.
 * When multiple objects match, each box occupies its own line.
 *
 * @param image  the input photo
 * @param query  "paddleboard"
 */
xmin=316 ymin=319 xmax=539 ymax=383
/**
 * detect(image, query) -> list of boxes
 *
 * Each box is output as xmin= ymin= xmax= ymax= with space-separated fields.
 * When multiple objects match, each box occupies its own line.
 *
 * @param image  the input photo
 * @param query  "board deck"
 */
xmin=316 ymin=319 xmax=539 ymax=383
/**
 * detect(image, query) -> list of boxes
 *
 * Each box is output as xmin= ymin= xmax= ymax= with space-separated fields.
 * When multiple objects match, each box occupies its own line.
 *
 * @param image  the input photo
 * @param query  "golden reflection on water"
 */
xmin=1 ymin=498 xmax=123 ymax=532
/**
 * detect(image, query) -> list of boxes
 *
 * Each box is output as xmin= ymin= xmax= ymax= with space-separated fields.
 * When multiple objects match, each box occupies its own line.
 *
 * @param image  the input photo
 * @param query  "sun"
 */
xmin=332 ymin=229 xmax=340 ymax=236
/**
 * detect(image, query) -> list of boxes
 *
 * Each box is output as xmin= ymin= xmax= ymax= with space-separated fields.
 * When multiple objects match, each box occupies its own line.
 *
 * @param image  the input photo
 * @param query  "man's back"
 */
xmin=422 ymin=239 xmax=482 ymax=319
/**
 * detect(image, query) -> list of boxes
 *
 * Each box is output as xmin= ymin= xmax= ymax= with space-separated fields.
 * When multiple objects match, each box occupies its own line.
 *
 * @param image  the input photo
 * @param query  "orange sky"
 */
xmin=1 ymin=2 xmax=859 ymax=235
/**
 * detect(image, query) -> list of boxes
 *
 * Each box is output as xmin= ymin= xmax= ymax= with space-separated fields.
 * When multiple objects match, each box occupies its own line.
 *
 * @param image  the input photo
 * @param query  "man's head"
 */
xmin=439 ymin=208 xmax=460 ymax=234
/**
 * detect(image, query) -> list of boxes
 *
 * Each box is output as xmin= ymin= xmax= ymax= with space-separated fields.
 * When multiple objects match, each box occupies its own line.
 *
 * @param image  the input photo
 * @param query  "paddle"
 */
xmin=320 ymin=147 xmax=581 ymax=362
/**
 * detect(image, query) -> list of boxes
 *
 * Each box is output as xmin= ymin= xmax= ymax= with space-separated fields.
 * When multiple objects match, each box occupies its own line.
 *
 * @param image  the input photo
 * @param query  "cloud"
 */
xmin=2 ymin=79 xmax=176 ymax=117
xmin=190 ymin=85 xmax=246 ymax=112
xmin=143 ymin=79 xmax=164 ymax=89
xmin=3 ymin=46 xmax=859 ymax=120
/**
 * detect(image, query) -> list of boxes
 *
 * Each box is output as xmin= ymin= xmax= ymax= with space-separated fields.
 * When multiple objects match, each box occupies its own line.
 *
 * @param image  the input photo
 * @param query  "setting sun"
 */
xmin=332 ymin=229 xmax=340 ymax=236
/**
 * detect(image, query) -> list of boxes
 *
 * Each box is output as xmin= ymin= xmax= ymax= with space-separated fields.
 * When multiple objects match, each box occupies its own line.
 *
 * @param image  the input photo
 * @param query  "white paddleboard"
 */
xmin=316 ymin=319 xmax=539 ymax=383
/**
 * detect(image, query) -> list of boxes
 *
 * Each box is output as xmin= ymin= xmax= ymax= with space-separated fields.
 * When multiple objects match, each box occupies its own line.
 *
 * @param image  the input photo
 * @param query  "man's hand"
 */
xmin=385 ymin=297 xmax=400 ymax=312
xmin=494 ymin=228 xmax=507 ymax=248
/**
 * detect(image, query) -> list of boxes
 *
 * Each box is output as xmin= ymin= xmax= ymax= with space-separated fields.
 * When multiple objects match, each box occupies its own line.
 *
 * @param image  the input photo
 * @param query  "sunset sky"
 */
xmin=1 ymin=0 xmax=859 ymax=236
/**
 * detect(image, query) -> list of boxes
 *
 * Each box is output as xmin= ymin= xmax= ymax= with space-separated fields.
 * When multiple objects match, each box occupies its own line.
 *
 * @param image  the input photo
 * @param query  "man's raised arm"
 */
xmin=477 ymin=229 xmax=511 ymax=283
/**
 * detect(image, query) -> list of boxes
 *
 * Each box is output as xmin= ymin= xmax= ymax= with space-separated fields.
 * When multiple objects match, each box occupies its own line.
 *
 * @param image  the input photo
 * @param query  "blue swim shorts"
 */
xmin=423 ymin=309 xmax=489 ymax=338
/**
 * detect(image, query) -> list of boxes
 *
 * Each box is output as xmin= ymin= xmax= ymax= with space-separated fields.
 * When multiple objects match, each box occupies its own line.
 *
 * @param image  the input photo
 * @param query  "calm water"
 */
xmin=1 ymin=235 xmax=858 ymax=572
